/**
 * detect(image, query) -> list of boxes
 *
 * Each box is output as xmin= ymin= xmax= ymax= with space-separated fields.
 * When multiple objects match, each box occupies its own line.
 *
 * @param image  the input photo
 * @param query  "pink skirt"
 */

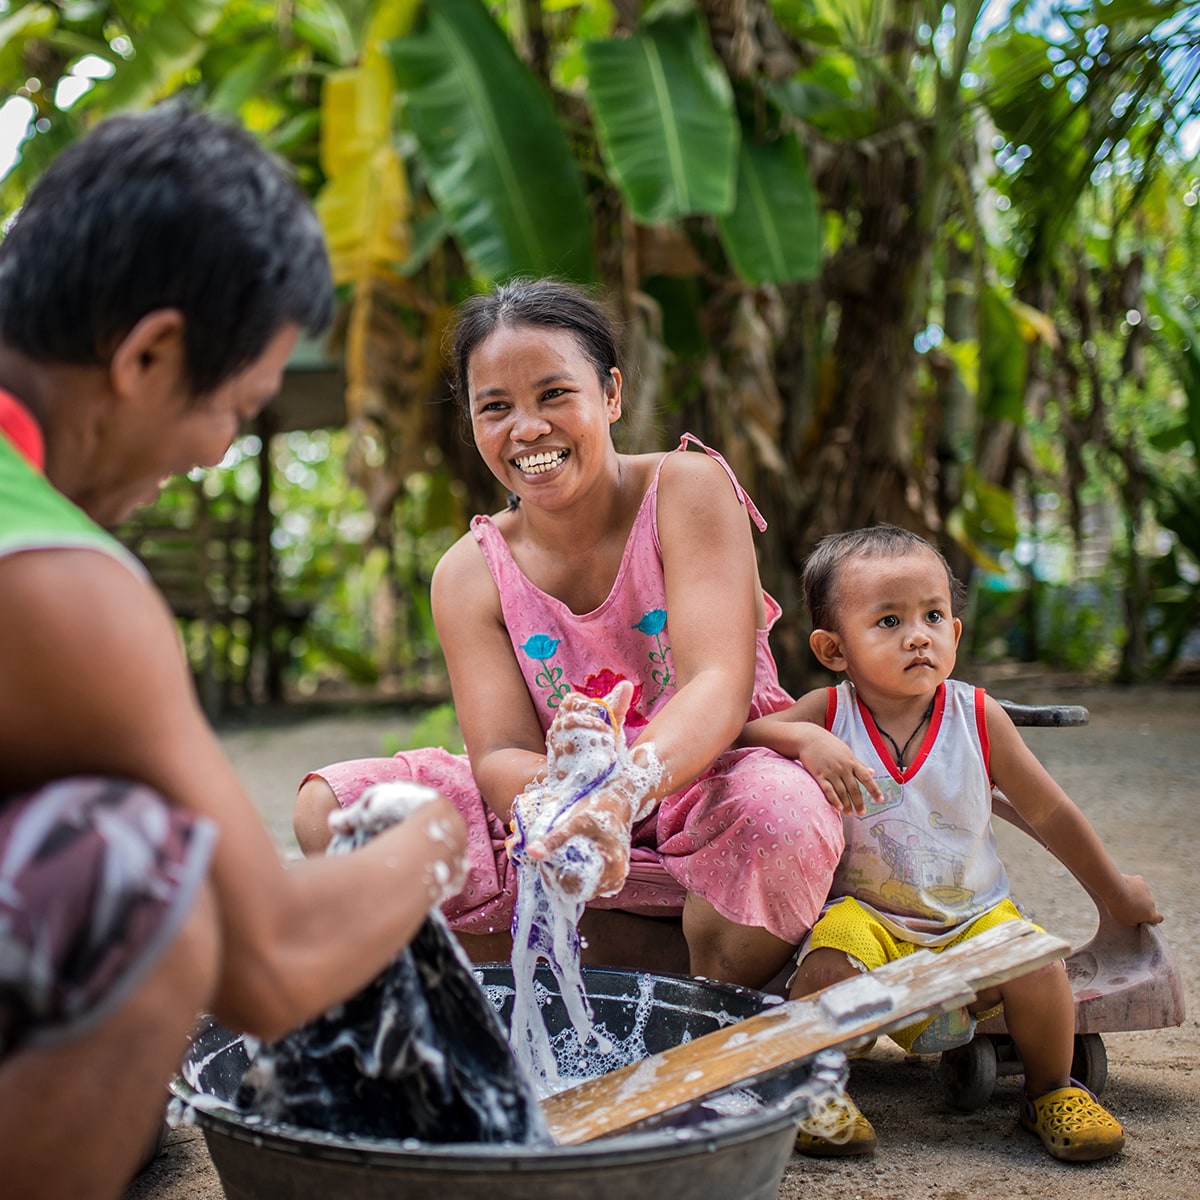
xmin=305 ymin=745 xmax=842 ymax=946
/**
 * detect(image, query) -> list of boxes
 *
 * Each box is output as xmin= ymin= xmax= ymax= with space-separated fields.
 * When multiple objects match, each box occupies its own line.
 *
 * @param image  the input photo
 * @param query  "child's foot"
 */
xmin=794 ymin=1093 xmax=877 ymax=1157
xmin=1019 ymin=1082 xmax=1125 ymax=1162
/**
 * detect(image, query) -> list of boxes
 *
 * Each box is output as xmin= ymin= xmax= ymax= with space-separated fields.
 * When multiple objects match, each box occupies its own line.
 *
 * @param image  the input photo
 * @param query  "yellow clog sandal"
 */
xmin=794 ymin=1092 xmax=877 ymax=1158
xmin=1019 ymin=1081 xmax=1125 ymax=1162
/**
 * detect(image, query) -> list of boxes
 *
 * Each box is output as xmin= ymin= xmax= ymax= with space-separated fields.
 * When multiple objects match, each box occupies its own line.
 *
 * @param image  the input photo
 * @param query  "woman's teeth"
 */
xmin=516 ymin=450 xmax=567 ymax=474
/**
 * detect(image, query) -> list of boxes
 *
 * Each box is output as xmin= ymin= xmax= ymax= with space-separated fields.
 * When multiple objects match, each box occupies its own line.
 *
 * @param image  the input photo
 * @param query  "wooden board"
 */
xmin=543 ymin=920 xmax=1069 ymax=1145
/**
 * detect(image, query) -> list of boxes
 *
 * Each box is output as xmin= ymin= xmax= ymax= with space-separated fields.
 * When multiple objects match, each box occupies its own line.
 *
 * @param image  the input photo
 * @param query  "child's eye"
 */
xmin=927 ymin=610 xmax=945 ymax=624
xmin=879 ymin=615 xmax=900 ymax=628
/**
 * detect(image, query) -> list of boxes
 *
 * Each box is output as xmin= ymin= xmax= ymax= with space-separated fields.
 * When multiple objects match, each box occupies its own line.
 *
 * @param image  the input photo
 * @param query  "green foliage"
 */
xmin=716 ymin=133 xmax=821 ymax=284
xmin=4 ymin=0 xmax=1200 ymax=690
xmin=978 ymin=287 xmax=1028 ymax=425
xmin=382 ymin=701 xmax=465 ymax=755
xmin=79 ymin=0 xmax=231 ymax=111
xmin=387 ymin=0 xmax=596 ymax=282
xmin=582 ymin=4 xmax=738 ymax=221
xmin=947 ymin=467 xmax=1020 ymax=572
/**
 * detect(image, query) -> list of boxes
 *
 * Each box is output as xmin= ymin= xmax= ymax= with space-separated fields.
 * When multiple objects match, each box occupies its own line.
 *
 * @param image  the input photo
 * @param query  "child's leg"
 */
xmin=978 ymin=959 xmax=1125 ymax=1162
xmin=974 ymin=959 xmax=1074 ymax=1097
xmin=789 ymin=946 xmax=863 ymax=999
xmin=789 ymin=903 xmax=882 ymax=1158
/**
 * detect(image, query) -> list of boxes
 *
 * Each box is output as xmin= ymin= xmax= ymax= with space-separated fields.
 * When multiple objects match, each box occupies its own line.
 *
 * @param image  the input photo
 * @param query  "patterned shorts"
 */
xmin=0 ymin=777 xmax=217 ymax=1057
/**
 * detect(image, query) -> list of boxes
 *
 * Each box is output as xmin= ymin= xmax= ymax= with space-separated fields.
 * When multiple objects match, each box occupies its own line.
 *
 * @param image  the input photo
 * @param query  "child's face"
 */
xmin=813 ymin=549 xmax=962 ymax=703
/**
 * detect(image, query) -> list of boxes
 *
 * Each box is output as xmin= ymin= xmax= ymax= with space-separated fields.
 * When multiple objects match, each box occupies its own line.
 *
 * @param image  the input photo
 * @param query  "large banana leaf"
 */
xmin=582 ymin=3 xmax=737 ymax=222
xmin=716 ymin=133 xmax=820 ymax=285
xmin=386 ymin=0 xmax=595 ymax=283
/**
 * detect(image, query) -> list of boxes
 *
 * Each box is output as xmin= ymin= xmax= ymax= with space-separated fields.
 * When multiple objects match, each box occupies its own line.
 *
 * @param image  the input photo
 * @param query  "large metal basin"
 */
xmin=171 ymin=964 xmax=841 ymax=1200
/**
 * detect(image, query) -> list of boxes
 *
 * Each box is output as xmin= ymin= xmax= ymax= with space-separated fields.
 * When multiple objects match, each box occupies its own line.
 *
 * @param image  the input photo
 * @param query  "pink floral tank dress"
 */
xmin=308 ymin=435 xmax=843 ymax=944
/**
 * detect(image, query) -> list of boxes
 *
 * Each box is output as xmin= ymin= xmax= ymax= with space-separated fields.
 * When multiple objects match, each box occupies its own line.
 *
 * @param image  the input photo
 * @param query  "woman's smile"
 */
xmin=513 ymin=449 xmax=569 ymax=476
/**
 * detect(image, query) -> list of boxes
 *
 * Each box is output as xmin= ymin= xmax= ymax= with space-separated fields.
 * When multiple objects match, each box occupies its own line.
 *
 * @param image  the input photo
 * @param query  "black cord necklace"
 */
xmin=875 ymin=698 xmax=935 ymax=768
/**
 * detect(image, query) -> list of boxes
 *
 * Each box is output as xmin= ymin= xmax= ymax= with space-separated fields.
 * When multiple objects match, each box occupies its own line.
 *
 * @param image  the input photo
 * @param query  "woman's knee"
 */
xmin=294 ymin=776 xmax=339 ymax=856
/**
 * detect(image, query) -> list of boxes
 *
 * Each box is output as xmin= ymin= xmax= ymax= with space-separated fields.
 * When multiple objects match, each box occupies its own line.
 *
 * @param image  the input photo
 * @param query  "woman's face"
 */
xmin=466 ymin=323 xmax=622 ymax=506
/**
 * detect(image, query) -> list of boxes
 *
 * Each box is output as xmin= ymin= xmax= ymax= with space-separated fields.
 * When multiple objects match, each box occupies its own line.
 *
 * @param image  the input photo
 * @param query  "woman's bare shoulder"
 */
xmin=431 ymin=526 xmax=503 ymax=624
xmin=656 ymin=442 xmax=737 ymax=492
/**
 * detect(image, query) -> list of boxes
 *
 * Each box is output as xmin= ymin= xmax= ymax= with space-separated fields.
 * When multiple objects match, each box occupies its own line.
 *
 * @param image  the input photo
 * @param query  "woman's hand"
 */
xmin=527 ymin=757 xmax=651 ymax=897
xmin=512 ymin=683 xmax=654 ymax=899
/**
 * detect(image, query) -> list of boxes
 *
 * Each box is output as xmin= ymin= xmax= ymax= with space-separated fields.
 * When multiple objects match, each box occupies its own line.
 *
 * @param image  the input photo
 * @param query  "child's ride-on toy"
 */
xmin=938 ymin=700 xmax=1186 ymax=1110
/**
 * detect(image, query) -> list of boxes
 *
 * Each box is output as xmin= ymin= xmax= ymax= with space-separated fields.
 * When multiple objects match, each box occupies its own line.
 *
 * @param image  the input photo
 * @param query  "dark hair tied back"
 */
xmin=449 ymin=278 xmax=621 ymax=410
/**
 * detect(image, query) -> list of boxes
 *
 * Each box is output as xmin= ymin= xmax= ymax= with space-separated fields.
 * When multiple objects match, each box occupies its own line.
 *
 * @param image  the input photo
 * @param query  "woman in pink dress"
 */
xmin=294 ymin=279 xmax=843 ymax=989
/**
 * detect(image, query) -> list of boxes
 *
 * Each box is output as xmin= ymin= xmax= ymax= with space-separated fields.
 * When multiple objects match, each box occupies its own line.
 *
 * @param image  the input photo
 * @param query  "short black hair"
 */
xmin=802 ymin=524 xmax=966 ymax=631
xmin=0 ymin=103 xmax=333 ymax=395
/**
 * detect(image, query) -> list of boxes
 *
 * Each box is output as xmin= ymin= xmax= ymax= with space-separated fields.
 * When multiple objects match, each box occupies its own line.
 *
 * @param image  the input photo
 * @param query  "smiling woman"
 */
xmin=294 ymin=278 xmax=845 ymax=994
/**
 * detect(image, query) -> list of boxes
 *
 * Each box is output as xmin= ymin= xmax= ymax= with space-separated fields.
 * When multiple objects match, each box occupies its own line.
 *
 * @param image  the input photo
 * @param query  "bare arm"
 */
xmin=0 ymin=550 xmax=468 ymax=1041
xmin=436 ymin=453 xmax=768 ymax=827
xmin=623 ymin=450 xmax=760 ymax=796
xmin=985 ymin=694 xmax=1161 ymax=927
xmin=432 ymin=533 xmax=549 ymax=825
xmin=739 ymin=689 xmax=882 ymax=814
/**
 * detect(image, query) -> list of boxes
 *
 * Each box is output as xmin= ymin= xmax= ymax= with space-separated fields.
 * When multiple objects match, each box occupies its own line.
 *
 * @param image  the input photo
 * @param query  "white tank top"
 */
xmin=826 ymin=678 xmax=1010 ymax=944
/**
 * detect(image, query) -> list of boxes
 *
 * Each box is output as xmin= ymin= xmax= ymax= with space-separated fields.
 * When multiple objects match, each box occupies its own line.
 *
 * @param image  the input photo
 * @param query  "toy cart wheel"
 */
xmin=941 ymin=1036 xmax=998 ymax=1110
xmin=1071 ymin=1032 xmax=1108 ymax=1095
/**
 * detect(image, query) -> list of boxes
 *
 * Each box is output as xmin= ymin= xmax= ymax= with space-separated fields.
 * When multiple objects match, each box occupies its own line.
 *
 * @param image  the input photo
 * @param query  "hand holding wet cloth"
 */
xmin=507 ymin=682 xmax=657 ymax=902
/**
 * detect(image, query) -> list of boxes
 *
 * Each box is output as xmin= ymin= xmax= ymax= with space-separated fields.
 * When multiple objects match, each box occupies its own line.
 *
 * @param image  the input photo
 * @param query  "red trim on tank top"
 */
xmin=0 ymin=390 xmax=45 ymax=470
xmin=973 ymin=685 xmax=992 ymax=781
xmin=857 ymin=681 xmax=946 ymax=784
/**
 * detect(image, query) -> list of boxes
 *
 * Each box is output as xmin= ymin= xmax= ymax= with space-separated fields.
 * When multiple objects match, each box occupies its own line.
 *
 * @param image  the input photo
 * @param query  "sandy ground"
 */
xmin=124 ymin=671 xmax=1199 ymax=1200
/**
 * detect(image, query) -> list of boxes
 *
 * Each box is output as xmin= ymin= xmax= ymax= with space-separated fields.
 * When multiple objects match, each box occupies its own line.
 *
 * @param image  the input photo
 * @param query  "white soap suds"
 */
xmin=505 ymin=689 xmax=663 ymax=1094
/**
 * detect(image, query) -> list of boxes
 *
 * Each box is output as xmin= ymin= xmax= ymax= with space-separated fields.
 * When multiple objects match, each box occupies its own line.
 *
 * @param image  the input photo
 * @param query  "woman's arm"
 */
xmin=622 ymin=450 xmax=762 ymax=799
xmin=985 ymin=695 xmax=1161 ymax=927
xmin=0 ymin=549 xmax=468 ymax=1042
xmin=431 ymin=533 xmax=549 ymax=824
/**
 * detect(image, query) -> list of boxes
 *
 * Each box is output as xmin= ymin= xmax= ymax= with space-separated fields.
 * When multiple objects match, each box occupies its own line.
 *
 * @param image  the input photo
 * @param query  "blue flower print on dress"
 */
xmin=633 ymin=610 xmax=667 ymax=637
xmin=633 ymin=608 xmax=672 ymax=703
xmin=519 ymin=633 xmax=571 ymax=708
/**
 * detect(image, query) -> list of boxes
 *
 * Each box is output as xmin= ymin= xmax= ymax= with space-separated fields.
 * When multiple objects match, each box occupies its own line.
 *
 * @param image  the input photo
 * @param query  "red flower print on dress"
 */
xmin=574 ymin=670 xmax=649 ymax=729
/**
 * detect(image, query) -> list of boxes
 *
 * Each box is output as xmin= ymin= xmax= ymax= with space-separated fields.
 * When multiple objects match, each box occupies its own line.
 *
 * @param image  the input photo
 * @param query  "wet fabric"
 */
xmin=0 ymin=777 xmax=217 ymax=1057
xmin=235 ymin=824 xmax=545 ymax=1145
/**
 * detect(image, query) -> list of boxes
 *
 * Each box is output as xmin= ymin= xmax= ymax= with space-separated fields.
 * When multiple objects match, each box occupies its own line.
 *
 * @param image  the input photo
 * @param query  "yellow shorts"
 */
xmin=808 ymin=895 xmax=1031 ymax=970
xmin=807 ymin=896 xmax=1033 ymax=1051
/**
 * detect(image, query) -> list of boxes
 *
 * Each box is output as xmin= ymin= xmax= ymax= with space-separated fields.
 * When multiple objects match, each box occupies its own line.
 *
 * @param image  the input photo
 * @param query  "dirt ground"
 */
xmin=124 ymin=669 xmax=1199 ymax=1200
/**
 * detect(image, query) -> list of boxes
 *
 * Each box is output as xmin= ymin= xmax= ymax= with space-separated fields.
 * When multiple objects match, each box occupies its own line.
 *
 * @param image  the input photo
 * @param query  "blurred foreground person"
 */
xmin=0 ymin=105 xmax=466 ymax=1200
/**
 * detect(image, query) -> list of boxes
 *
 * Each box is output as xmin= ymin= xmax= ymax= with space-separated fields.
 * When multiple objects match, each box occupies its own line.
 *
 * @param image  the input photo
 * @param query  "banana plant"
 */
xmin=386 ymin=0 xmax=595 ymax=282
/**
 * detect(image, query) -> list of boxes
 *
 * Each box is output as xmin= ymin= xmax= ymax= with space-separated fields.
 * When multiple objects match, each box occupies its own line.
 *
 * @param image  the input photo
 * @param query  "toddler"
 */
xmin=743 ymin=524 xmax=1161 ymax=1162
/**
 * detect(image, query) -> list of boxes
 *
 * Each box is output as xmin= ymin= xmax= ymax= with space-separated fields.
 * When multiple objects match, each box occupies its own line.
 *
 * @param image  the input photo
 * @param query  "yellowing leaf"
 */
xmin=1009 ymin=298 xmax=1060 ymax=349
xmin=314 ymin=149 xmax=410 ymax=286
xmin=319 ymin=59 xmax=393 ymax=179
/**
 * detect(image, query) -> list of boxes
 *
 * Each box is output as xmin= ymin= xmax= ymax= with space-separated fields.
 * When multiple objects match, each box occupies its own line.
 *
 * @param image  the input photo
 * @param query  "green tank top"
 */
xmin=0 ymin=428 xmax=144 ymax=575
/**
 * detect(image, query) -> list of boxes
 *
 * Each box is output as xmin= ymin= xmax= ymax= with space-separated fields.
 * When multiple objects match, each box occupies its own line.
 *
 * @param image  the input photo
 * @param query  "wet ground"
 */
xmin=125 ymin=670 xmax=1199 ymax=1200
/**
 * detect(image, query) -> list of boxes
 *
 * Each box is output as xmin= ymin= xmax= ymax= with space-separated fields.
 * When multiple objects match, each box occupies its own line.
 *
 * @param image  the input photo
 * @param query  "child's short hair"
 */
xmin=802 ymin=524 xmax=966 ymax=631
